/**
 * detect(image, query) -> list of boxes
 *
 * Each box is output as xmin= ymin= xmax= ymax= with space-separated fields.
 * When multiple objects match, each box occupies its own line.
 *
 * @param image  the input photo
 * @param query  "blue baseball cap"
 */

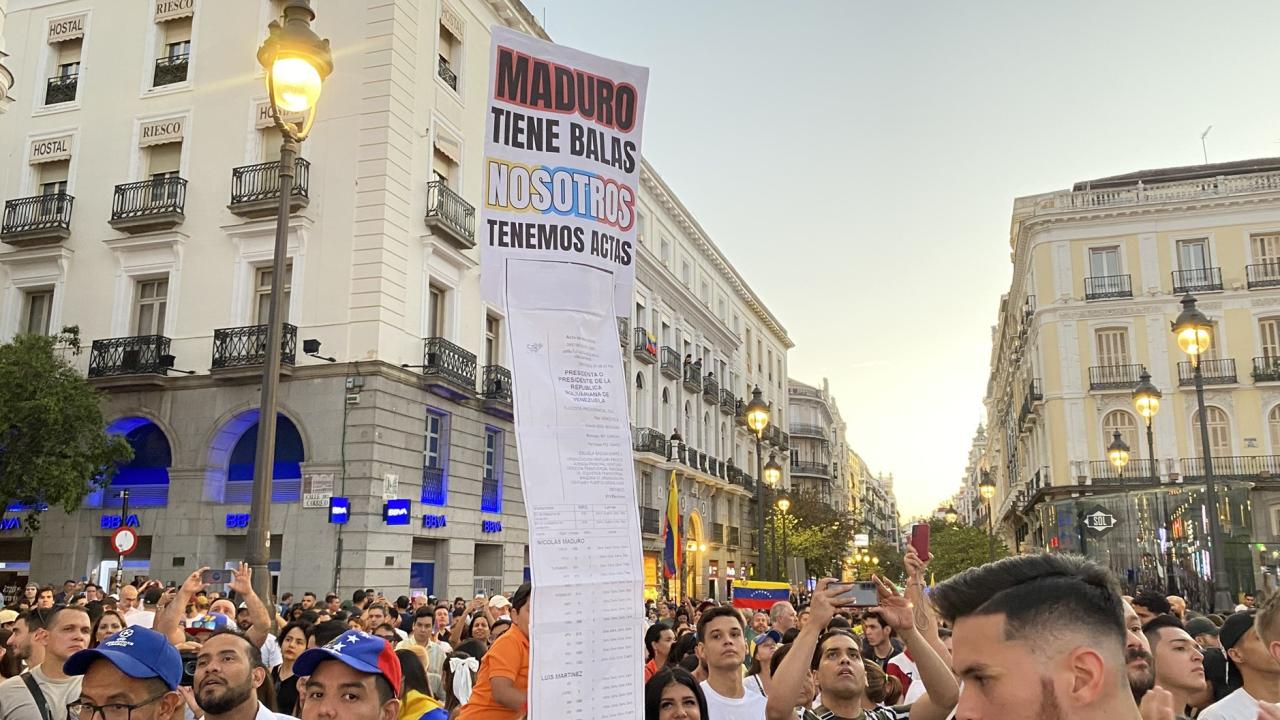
xmin=64 ymin=626 xmax=183 ymax=690
xmin=293 ymin=629 xmax=402 ymax=695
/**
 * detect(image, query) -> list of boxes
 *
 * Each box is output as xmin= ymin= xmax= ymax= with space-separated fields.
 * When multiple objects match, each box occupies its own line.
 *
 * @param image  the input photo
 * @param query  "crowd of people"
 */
xmin=0 ymin=566 xmax=531 ymax=719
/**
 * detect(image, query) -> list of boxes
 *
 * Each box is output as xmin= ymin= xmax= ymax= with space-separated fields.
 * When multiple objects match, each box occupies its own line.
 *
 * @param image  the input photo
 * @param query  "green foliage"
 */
xmin=925 ymin=517 xmax=1009 ymax=581
xmin=766 ymin=487 xmax=859 ymax=581
xmin=868 ymin=539 xmax=904 ymax=583
xmin=0 ymin=333 xmax=132 ymax=531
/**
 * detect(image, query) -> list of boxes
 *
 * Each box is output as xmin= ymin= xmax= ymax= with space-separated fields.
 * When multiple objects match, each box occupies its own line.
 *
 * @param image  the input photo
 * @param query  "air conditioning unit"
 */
xmin=346 ymin=393 xmax=360 ymax=405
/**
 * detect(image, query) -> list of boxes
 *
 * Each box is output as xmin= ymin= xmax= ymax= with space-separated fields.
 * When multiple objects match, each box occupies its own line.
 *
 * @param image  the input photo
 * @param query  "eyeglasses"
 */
xmin=67 ymin=691 xmax=169 ymax=720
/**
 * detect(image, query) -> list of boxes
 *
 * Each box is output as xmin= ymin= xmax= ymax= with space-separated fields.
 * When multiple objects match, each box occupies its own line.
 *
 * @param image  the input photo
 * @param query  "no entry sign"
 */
xmin=111 ymin=526 xmax=139 ymax=556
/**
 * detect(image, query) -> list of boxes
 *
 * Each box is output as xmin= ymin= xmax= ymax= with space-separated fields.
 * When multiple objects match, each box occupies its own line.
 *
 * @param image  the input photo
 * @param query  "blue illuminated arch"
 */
xmin=210 ymin=409 xmax=305 ymax=503
xmin=96 ymin=416 xmax=173 ymax=508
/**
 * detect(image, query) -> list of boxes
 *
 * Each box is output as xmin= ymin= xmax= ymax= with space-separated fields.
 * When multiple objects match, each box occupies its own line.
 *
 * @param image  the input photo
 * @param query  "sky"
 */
xmin=540 ymin=0 xmax=1280 ymax=518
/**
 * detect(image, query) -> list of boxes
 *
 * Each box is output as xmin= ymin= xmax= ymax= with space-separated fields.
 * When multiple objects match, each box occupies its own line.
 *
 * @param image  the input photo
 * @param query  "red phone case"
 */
xmin=910 ymin=524 xmax=930 ymax=559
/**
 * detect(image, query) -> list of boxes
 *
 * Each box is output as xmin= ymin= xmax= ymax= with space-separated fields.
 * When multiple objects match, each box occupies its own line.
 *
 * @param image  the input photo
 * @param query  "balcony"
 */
xmin=640 ymin=507 xmax=660 ymax=535
xmin=659 ymin=347 xmax=681 ymax=379
xmin=1028 ymin=378 xmax=1043 ymax=403
xmin=153 ymin=53 xmax=189 ymax=86
xmin=1087 ymin=459 xmax=1159 ymax=485
xmin=791 ymin=460 xmax=829 ymax=477
xmin=44 ymin=73 xmax=77 ymax=105
xmin=702 ymin=374 xmax=719 ymax=404
xmin=779 ymin=431 xmax=790 ymax=450
xmin=1089 ymin=363 xmax=1145 ymax=391
xmin=632 ymin=327 xmax=657 ymax=363
xmin=1084 ymin=274 xmax=1132 ymax=300
xmin=424 ymin=180 xmax=475 ymax=249
xmin=633 ymin=427 xmax=668 ymax=458
xmin=413 ymin=337 xmax=476 ymax=400
xmin=87 ymin=335 xmax=171 ymax=386
xmin=719 ymin=388 xmax=735 ymax=416
xmin=727 ymin=526 xmax=740 ymax=547
xmin=437 ymin=55 xmax=458 ymax=91
xmin=1254 ymin=357 xmax=1280 ymax=383
xmin=110 ymin=176 xmax=187 ymax=232
xmin=1247 ymin=261 xmax=1280 ymax=289
xmin=726 ymin=464 xmax=743 ymax=486
xmin=229 ymin=158 xmax=310 ymax=218
xmin=480 ymin=365 xmax=513 ymax=419
xmin=734 ymin=399 xmax=748 ymax=427
xmin=1 ymin=194 xmax=73 ymax=247
xmin=1051 ymin=171 xmax=1280 ymax=212
xmin=682 ymin=364 xmax=702 ymax=393
xmin=1178 ymin=358 xmax=1237 ymax=386
xmin=210 ymin=323 xmax=297 ymax=375
xmin=790 ymin=423 xmax=827 ymax=440
xmin=741 ymin=473 xmax=755 ymax=492
xmin=421 ymin=465 xmax=446 ymax=505
xmin=1171 ymin=267 xmax=1223 ymax=294
xmin=1181 ymin=455 xmax=1280 ymax=480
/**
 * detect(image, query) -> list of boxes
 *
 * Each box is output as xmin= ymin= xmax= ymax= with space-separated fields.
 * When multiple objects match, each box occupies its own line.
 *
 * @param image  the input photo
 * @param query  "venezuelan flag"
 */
xmin=662 ymin=471 xmax=680 ymax=578
xmin=732 ymin=580 xmax=791 ymax=611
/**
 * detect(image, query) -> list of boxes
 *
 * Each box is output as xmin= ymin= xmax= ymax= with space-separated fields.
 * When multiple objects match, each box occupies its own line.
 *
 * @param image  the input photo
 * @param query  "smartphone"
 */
xmin=201 ymin=569 xmax=230 ymax=585
xmin=832 ymin=581 xmax=879 ymax=607
xmin=910 ymin=523 xmax=931 ymax=560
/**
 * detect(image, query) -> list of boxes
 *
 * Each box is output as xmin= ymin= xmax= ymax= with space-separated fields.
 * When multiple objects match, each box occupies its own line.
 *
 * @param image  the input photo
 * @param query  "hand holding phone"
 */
xmin=830 ymin=581 xmax=880 ymax=607
xmin=200 ymin=569 xmax=229 ymax=585
xmin=909 ymin=523 xmax=931 ymax=562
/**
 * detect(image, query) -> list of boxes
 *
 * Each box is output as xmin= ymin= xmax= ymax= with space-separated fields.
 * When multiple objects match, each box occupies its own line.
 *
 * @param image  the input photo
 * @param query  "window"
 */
xmin=1262 ymin=318 xmax=1280 ymax=359
xmin=484 ymin=314 xmax=500 ymax=366
xmin=133 ymin=278 xmax=168 ymax=335
xmin=1089 ymin=246 xmax=1122 ymax=277
xmin=718 ymin=297 xmax=726 ymax=322
xmin=481 ymin=428 xmax=503 ymax=513
xmin=432 ymin=146 xmax=457 ymax=188
xmin=254 ymin=263 xmax=292 ymax=325
xmin=147 ymin=143 xmax=182 ymax=202
xmin=641 ymin=471 xmax=653 ymax=506
xmin=1177 ymin=238 xmax=1209 ymax=271
xmin=767 ymin=349 xmax=774 ymax=382
xmin=634 ymin=372 xmax=648 ymax=427
xmin=427 ymin=284 xmax=446 ymax=338
xmin=154 ymin=19 xmax=191 ymax=87
xmin=1102 ymin=410 xmax=1140 ymax=459
xmin=681 ymin=260 xmax=691 ymax=287
xmin=39 ymin=160 xmax=69 ymax=197
xmin=1192 ymin=406 xmax=1232 ymax=457
xmin=757 ymin=339 xmax=763 ymax=374
xmin=700 ymin=278 xmax=710 ymax=305
xmin=422 ymin=410 xmax=449 ymax=505
xmin=46 ymin=39 xmax=81 ymax=105
xmin=1095 ymin=327 xmax=1130 ymax=366
xmin=1253 ymin=234 xmax=1280 ymax=263
xmin=21 ymin=290 xmax=53 ymax=335
xmin=637 ymin=213 xmax=647 ymax=246
xmin=437 ymin=7 xmax=463 ymax=91
xmin=1269 ymin=406 xmax=1280 ymax=453
xmin=660 ymin=238 xmax=670 ymax=267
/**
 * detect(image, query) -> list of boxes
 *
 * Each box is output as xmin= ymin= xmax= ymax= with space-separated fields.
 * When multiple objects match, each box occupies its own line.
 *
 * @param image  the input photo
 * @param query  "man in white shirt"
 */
xmin=696 ymin=605 xmax=767 ymax=719
xmin=125 ymin=588 xmax=161 ymax=629
xmin=0 ymin=606 xmax=90 ymax=720
xmin=1201 ymin=611 xmax=1280 ymax=719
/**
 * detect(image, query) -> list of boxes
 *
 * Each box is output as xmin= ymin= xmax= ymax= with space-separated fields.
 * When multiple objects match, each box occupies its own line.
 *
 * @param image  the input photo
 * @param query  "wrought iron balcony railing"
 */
xmin=1172 ymin=267 xmax=1223 ymax=294
xmin=702 ymin=374 xmax=719 ymax=403
xmin=632 ymin=327 xmax=657 ymax=363
xmin=790 ymin=423 xmax=826 ymax=439
xmin=1088 ymin=459 xmax=1159 ymax=483
xmin=1181 ymin=456 xmax=1280 ymax=479
xmin=421 ymin=465 xmax=447 ymax=505
xmin=1254 ymin=356 xmax=1280 ymax=383
xmin=211 ymin=323 xmax=297 ymax=369
xmin=437 ymin=55 xmax=458 ymax=90
xmin=481 ymin=473 xmax=501 ymax=513
xmin=1089 ymin=363 xmax=1145 ymax=390
xmin=1178 ymin=358 xmax=1237 ymax=386
xmin=421 ymin=337 xmax=477 ymax=392
xmin=633 ymin=427 xmax=668 ymax=457
xmin=1 ymin=193 xmax=73 ymax=244
xmin=1028 ymin=378 xmax=1043 ymax=402
xmin=480 ymin=365 xmax=512 ymax=403
xmin=727 ymin=464 xmax=743 ymax=485
xmin=153 ymin=53 xmax=189 ymax=86
xmin=682 ymin=363 xmax=702 ymax=392
xmin=719 ymin=388 xmax=735 ymax=415
xmin=791 ymin=460 xmax=829 ymax=477
xmin=1248 ymin=262 xmax=1280 ymax=289
xmin=424 ymin=180 xmax=476 ymax=248
xmin=88 ymin=335 xmax=170 ymax=377
xmin=659 ymin=347 xmax=681 ymax=379
xmin=45 ymin=73 xmax=78 ymax=104
xmin=230 ymin=158 xmax=310 ymax=208
xmin=1084 ymin=274 xmax=1132 ymax=300
xmin=111 ymin=176 xmax=187 ymax=227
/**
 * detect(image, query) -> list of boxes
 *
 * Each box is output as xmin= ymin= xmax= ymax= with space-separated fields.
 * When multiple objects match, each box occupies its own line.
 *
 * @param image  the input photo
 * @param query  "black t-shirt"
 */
xmin=862 ymin=638 xmax=904 ymax=671
xmin=1201 ymin=647 xmax=1242 ymax=703
xmin=272 ymin=666 xmax=300 ymax=716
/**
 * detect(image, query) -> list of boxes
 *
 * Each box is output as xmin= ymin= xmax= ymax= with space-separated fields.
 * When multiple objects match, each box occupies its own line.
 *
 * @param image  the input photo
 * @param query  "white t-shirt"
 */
xmin=124 ymin=608 xmax=155 ymax=628
xmin=1199 ymin=688 xmax=1261 ymax=720
xmin=701 ymin=679 xmax=768 ymax=720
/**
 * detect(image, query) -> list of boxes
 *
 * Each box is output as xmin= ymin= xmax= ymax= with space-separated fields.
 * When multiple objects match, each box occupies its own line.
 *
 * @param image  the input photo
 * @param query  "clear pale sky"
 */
xmin=541 ymin=0 xmax=1280 ymax=517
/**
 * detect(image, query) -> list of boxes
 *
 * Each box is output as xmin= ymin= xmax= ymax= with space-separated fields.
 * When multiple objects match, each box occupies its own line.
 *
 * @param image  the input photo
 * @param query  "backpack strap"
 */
xmin=21 ymin=672 xmax=52 ymax=720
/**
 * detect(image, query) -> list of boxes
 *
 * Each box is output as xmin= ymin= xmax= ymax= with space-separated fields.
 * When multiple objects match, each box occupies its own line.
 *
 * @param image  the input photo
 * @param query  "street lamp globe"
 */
xmin=1107 ymin=430 xmax=1131 ymax=471
xmin=699 ymin=543 xmax=707 ymax=553
xmin=763 ymin=454 xmax=783 ymax=487
xmin=776 ymin=497 xmax=791 ymax=514
xmin=944 ymin=506 xmax=958 ymax=523
xmin=257 ymin=0 xmax=333 ymax=136
xmin=1133 ymin=370 xmax=1162 ymax=419
xmin=978 ymin=471 xmax=996 ymax=500
xmin=745 ymin=386 xmax=770 ymax=434
xmin=1172 ymin=294 xmax=1212 ymax=360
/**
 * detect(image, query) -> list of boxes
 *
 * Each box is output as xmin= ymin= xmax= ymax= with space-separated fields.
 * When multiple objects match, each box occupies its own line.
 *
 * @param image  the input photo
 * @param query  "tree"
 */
xmin=0 ymin=331 xmax=132 ymax=531
xmin=867 ymin=539 xmax=904 ymax=583
xmin=925 ymin=518 xmax=1009 ymax=582
xmin=766 ymin=487 xmax=859 ymax=582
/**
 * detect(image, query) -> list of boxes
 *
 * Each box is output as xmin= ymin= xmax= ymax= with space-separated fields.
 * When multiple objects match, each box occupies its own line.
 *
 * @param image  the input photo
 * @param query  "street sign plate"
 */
xmin=111 ymin=527 xmax=139 ymax=556
xmin=302 ymin=494 xmax=331 ymax=508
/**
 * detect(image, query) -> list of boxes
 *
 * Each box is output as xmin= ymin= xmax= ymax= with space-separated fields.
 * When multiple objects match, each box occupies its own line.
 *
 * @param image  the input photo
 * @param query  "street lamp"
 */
xmin=1172 ymin=293 xmax=1231 ymax=611
xmin=943 ymin=506 xmax=958 ymax=524
xmin=745 ymin=386 xmax=771 ymax=578
xmin=686 ymin=539 xmax=707 ymax=600
xmin=1107 ymin=430 xmax=1131 ymax=472
xmin=1133 ymin=370 xmax=1176 ymax=593
xmin=246 ymin=0 xmax=332 ymax=609
xmin=979 ymin=469 xmax=996 ymax=562
xmin=775 ymin=495 xmax=791 ymax=581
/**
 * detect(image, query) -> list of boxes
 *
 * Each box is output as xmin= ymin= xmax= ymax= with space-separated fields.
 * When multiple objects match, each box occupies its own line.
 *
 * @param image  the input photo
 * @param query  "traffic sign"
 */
xmin=111 ymin=527 xmax=139 ymax=556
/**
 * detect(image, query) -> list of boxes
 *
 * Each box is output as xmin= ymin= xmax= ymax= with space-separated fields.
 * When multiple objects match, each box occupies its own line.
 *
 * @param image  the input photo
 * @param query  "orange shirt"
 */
xmin=456 ymin=624 xmax=529 ymax=720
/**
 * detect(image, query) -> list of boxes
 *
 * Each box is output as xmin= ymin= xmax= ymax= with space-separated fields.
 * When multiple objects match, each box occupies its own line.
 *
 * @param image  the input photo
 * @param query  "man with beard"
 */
xmin=0 ymin=606 xmax=90 ymax=720
xmin=1122 ymin=600 xmax=1156 ymax=702
xmin=1143 ymin=614 xmax=1207 ymax=716
xmin=193 ymin=630 xmax=294 ymax=719
xmin=4 ymin=611 xmax=44 ymax=670
xmin=931 ymin=554 xmax=1143 ymax=720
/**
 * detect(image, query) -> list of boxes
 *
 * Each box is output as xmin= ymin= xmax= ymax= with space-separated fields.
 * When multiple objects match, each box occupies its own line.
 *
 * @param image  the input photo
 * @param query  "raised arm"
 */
xmin=869 ymin=574 xmax=959 ymax=720
xmin=227 ymin=562 xmax=270 ymax=649
xmin=156 ymin=567 xmax=209 ymax=645
xmin=766 ymin=578 xmax=839 ymax=720
xmin=903 ymin=548 xmax=950 ymax=665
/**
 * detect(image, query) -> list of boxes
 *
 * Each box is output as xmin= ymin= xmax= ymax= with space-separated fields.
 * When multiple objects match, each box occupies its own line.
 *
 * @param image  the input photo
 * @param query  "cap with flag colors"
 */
xmin=662 ymin=470 xmax=680 ymax=579
xmin=732 ymin=580 xmax=791 ymax=611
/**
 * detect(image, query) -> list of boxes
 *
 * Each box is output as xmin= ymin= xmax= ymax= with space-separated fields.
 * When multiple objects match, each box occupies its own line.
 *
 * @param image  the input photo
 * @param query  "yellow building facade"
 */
xmin=984 ymin=159 xmax=1280 ymax=606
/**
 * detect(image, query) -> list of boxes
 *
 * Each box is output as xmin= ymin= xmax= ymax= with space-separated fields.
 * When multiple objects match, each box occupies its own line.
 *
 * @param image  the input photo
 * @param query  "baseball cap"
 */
xmin=0 ymin=610 xmax=18 ymax=625
xmin=293 ymin=629 xmax=403 ymax=696
xmin=186 ymin=612 xmax=233 ymax=636
xmin=756 ymin=629 xmax=783 ymax=646
xmin=1220 ymin=611 xmax=1255 ymax=653
xmin=1185 ymin=616 xmax=1220 ymax=638
xmin=64 ymin=626 xmax=183 ymax=690
xmin=488 ymin=595 xmax=511 ymax=610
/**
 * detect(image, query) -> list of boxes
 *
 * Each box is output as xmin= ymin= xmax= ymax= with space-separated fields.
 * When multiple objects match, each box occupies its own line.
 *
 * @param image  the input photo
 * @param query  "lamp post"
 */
xmin=1134 ymin=370 xmax=1176 ymax=593
xmin=943 ymin=506 xmax=958 ymax=524
xmin=686 ymin=539 xmax=707 ymax=600
xmin=776 ymin=496 xmax=791 ymax=582
xmin=1172 ymin=293 xmax=1231 ymax=611
xmin=744 ymin=386 xmax=771 ymax=579
xmin=763 ymin=453 xmax=783 ymax=578
xmin=979 ymin=470 xmax=996 ymax=562
xmin=247 ymin=0 xmax=332 ymax=609
xmin=850 ymin=548 xmax=879 ymax=580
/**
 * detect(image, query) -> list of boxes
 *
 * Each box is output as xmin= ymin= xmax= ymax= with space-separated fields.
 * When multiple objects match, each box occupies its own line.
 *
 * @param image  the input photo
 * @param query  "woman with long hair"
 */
xmin=645 ymin=667 xmax=707 ymax=720
xmin=90 ymin=610 xmax=127 ymax=648
xmin=440 ymin=650 xmax=479 ymax=718
xmin=272 ymin=621 xmax=313 ymax=715
xmin=395 ymin=648 xmax=447 ymax=719
xmin=744 ymin=629 xmax=781 ymax=696
xmin=644 ymin=623 xmax=676 ymax=683
xmin=462 ymin=613 xmax=490 ymax=645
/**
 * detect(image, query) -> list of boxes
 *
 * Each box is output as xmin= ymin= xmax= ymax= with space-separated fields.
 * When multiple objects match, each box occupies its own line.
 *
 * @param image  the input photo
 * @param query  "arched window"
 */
xmin=1102 ymin=410 xmax=1140 ymax=458
xmin=634 ymin=372 xmax=648 ymax=427
xmin=703 ymin=412 xmax=711 ymax=449
xmin=661 ymin=387 xmax=671 ymax=432
xmin=1270 ymin=405 xmax=1280 ymax=452
xmin=1192 ymin=406 xmax=1232 ymax=457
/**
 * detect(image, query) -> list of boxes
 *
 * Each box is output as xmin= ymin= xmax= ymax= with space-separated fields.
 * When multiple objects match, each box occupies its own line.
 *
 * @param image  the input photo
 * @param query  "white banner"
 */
xmin=480 ymin=26 xmax=648 ymax=314
xmin=506 ymin=259 xmax=644 ymax=719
